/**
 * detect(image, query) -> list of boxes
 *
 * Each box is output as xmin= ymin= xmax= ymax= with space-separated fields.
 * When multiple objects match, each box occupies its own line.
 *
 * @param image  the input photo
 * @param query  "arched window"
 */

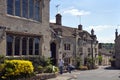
xmin=7 ymin=35 xmax=13 ymax=56
xmin=29 ymin=38 xmax=33 ymax=55
xmin=34 ymin=38 xmax=40 ymax=55
xmin=15 ymin=37 xmax=20 ymax=55
xmin=22 ymin=37 xmax=27 ymax=55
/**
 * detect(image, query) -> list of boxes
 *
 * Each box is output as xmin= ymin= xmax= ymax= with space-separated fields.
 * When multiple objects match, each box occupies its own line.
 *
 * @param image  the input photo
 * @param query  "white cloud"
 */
xmin=63 ymin=7 xmax=90 ymax=16
xmin=98 ymin=35 xmax=115 ymax=43
xmin=118 ymin=25 xmax=120 ymax=29
xmin=50 ymin=19 xmax=55 ymax=23
xmin=84 ymin=25 xmax=115 ymax=43
xmin=85 ymin=25 xmax=114 ymax=32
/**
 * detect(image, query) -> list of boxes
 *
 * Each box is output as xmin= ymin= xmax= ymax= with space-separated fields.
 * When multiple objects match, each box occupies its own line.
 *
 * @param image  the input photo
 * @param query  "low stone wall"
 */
xmin=28 ymin=73 xmax=58 ymax=80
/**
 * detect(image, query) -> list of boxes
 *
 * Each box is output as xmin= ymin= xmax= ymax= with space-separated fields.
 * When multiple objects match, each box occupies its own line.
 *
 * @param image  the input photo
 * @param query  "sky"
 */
xmin=50 ymin=0 xmax=120 ymax=43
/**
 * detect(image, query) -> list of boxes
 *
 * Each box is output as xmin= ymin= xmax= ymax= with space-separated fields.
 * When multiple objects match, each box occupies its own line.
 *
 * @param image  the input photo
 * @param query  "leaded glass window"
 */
xmin=34 ymin=38 xmax=39 ymax=55
xmin=15 ymin=0 xmax=21 ymax=16
xmin=7 ymin=35 xmax=13 ymax=56
xmin=22 ymin=37 xmax=27 ymax=55
xmin=7 ymin=0 xmax=14 ymax=15
xmin=15 ymin=37 xmax=20 ymax=55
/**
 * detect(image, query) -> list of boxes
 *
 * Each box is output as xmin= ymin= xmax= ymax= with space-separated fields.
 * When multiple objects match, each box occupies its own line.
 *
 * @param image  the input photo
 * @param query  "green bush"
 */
xmin=37 ymin=65 xmax=43 ymax=73
xmin=1 ymin=60 xmax=34 ymax=80
xmin=28 ymin=56 xmax=52 ymax=72
xmin=0 ymin=64 xmax=5 ymax=72
xmin=43 ymin=65 xmax=59 ymax=73
xmin=0 ymin=55 xmax=5 ymax=63
xmin=44 ymin=65 xmax=53 ymax=73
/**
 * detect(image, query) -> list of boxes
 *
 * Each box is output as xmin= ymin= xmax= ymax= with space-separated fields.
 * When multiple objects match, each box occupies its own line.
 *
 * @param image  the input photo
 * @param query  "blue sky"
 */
xmin=50 ymin=0 xmax=120 ymax=43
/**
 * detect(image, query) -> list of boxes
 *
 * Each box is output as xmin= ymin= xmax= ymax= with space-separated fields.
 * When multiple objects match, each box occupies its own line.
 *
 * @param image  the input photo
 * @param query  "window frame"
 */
xmin=6 ymin=0 xmax=42 ymax=21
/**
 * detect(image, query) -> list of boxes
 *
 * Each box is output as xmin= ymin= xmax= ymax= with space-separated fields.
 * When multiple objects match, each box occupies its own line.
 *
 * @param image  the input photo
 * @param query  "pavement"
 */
xmin=47 ymin=70 xmax=78 ymax=80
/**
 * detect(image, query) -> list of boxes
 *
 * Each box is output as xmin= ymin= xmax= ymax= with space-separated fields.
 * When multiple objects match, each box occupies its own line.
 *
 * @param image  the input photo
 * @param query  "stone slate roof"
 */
xmin=50 ymin=23 xmax=75 ymax=37
xmin=50 ymin=23 xmax=93 ymax=40
xmin=78 ymin=30 xmax=92 ymax=40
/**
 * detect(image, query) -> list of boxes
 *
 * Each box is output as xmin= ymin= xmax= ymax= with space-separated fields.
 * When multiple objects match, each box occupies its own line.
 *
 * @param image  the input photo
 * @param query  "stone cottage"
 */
xmin=50 ymin=13 xmax=98 ymax=66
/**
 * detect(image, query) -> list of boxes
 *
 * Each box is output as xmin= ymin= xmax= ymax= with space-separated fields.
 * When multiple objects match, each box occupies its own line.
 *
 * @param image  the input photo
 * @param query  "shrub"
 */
xmin=0 ymin=55 xmax=5 ymax=63
xmin=43 ymin=65 xmax=59 ymax=73
xmin=1 ymin=60 xmax=34 ymax=80
xmin=79 ymin=65 xmax=88 ymax=70
xmin=53 ymin=66 xmax=59 ymax=73
xmin=44 ymin=65 xmax=53 ymax=73
xmin=37 ymin=65 xmax=43 ymax=73
xmin=0 ymin=64 xmax=5 ymax=72
xmin=28 ymin=56 xmax=52 ymax=72
xmin=0 ymin=64 xmax=5 ymax=79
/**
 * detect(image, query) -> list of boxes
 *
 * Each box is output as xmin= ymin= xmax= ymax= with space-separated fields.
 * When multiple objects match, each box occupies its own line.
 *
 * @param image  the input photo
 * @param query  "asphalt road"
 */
xmin=69 ymin=66 xmax=120 ymax=80
xmin=48 ymin=66 xmax=120 ymax=80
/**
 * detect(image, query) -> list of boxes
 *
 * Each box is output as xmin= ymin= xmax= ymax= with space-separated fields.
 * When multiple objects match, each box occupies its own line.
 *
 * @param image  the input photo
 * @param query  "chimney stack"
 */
xmin=78 ymin=24 xmax=82 ymax=30
xmin=56 ymin=14 xmax=62 ymax=25
xmin=91 ymin=29 xmax=94 ymax=35
xmin=115 ymin=29 xmax=118 ymax=39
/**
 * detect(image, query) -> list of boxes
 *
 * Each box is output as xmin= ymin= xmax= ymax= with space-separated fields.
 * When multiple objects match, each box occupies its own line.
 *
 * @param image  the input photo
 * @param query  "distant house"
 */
xmin=50 ymin=13 xmax=99 ymax=66
xmin=98 ymin=43 xmax=114 ymax=65
xmin=114 ymin=29 xmax=120 ymax=68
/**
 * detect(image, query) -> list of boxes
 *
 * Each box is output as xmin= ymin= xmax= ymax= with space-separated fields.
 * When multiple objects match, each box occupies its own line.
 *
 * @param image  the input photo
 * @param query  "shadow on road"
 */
xmin=104 ymin=66 xmax=120 ymax=70
xmin=118 ymin=76 xmax=120 ymax=78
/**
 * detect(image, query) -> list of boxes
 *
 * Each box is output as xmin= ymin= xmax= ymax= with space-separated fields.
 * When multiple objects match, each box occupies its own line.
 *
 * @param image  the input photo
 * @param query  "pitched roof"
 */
xmin=50 ymin=23 xmax=75 ymax=37
xmin=50 ymin=23 xmax=94 ymax=40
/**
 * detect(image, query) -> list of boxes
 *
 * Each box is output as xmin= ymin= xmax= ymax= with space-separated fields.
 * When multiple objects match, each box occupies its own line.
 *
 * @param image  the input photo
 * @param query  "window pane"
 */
xmin=22 ymin=37 xmax=27 ymax=55
xmin=29 ymin=38 xmax=33 ymax=55
xmin=7 ymin=0 xmax=14 ymax=15
xmin=35 ymin=38 xmax=39 ymax=55
xmin=34 ymin=0 xmax=40 ymax=21
xmin=15 ymin=37 xmax=20 ymax=55
xmin=29 ymin=0 xmax=34 ymax=19
xmin=22 ymin=0 xmax=28 ymax=18
xmin=15 ymin=0 xmax=21 ymax=16
xmin=7 ymin=35 xmax=13 ymax=56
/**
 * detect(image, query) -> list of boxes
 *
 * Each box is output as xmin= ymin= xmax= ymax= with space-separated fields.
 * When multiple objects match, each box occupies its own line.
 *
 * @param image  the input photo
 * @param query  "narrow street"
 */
xmin=48 ymin=66 xmax=120 ymax=80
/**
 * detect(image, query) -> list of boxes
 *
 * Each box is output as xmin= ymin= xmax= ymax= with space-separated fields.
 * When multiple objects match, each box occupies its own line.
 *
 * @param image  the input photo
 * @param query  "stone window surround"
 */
xmin=64 ymin=43 xmax=71 ymax=50
xmin=6 ymin=32 xmax=41 ymax=56
xmin=6 ymin=0 xmax=42 ymax=21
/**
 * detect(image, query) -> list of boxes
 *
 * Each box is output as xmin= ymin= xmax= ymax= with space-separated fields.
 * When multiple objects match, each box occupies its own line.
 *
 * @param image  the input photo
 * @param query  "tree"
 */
xmin=98 ymin=54 xmax=102 ymax=65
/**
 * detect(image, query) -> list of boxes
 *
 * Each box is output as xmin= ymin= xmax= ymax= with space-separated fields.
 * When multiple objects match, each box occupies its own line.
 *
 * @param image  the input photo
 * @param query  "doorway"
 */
xmin=50 ymin=42 xmax=57 ymax=65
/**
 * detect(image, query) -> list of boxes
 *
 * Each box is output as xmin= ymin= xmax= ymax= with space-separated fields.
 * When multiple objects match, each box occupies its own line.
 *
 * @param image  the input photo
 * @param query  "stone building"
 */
xmin=0 ymin=0 xmax=51 ymax=58
xmin=0 ymin=0 xmax=99 ymax=67
xmin=98 ymin=43 xmax=114 ymax=65
xmin=114 ymin=29 xmax=120 ymax=68
xmin=50 ymin=13 xmax=98 ymax=66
